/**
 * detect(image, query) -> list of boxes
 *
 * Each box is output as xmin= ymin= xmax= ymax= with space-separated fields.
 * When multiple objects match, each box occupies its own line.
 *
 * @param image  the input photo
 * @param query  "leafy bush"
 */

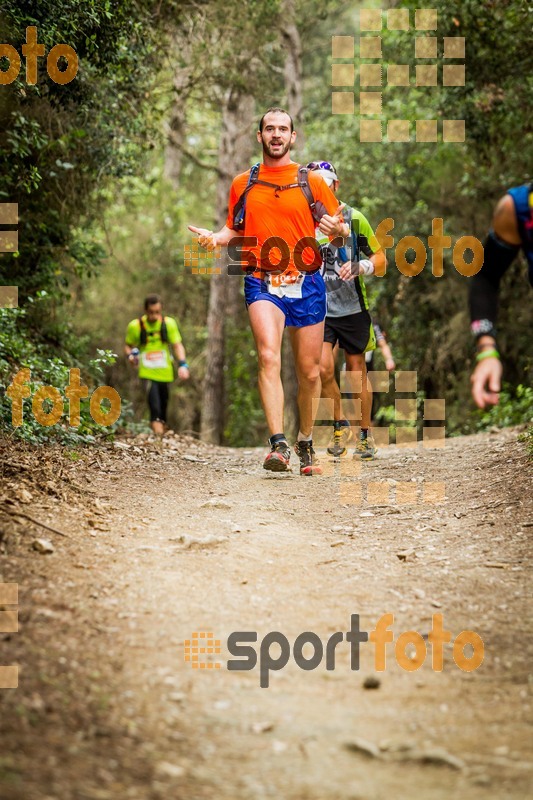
xmin=0 ymin=297 xmax=131 ymax=444
xmin=475 ymin=384 xmax=533 ymax=431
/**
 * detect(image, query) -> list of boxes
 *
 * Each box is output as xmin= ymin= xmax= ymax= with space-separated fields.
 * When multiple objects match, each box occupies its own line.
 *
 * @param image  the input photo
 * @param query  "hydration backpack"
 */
xmin=232 ymin=163 xmax=329 ymax=231
xmin=139 ymin=316 xmax=168 ymax=346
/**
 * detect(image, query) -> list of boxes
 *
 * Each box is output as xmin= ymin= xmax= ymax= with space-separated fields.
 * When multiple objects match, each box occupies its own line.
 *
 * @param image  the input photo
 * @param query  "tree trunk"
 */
xmin=281 ymin=0 xmax=304 ymax=153
xmin=280 ymin=0 xmax=304 ymax=440
xmin=163 ymin=43 xmax=193 ymax=188
xmin=201 ymin=90 xmax=254 ymax=444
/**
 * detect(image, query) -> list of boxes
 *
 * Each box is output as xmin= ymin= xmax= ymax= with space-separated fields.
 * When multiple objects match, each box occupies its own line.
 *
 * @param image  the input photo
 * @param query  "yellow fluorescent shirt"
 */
xmin=125 ymin=315 xmax=182 ymax=382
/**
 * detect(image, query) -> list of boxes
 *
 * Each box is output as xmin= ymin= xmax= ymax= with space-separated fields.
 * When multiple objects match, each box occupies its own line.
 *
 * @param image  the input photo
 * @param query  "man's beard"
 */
xmin=262 ymin=138 xmax=291 ymax=159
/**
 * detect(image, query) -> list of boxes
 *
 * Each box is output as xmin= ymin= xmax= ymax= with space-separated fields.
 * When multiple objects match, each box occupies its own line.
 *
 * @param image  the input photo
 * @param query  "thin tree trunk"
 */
xmin=281 ymin=0 xmax=304 ymax=153
xmin=280 ymin=0 xmax=304 ymax=440
xmin=163 ymin=42 xmax=193 ymax=187
xmin=201 ymin=90 xmax=254 ymax=443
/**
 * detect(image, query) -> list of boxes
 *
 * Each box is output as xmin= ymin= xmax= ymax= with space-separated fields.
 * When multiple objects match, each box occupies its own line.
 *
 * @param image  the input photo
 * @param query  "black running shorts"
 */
xmin=323 ymin=310 xmax=375 ymax=355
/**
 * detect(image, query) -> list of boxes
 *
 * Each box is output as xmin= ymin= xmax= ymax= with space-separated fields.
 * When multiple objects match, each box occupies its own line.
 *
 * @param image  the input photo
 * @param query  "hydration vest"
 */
xmin=232 ymin=163 xmax=329 ymax=230
xmin=139 ymin=316 xmax=168 ymax=346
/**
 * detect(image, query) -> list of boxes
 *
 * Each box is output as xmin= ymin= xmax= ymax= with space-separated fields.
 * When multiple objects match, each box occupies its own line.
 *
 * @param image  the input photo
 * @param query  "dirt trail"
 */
xmin=0 ymin=429 xmax=532 ymax=800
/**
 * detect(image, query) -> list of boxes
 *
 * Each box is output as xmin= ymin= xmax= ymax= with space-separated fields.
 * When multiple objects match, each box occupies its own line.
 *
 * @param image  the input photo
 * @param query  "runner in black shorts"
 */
xmin=309 ymin=160 xmax=386 ymax=460
xmin=324 ymin=310 xmax=374 ymax=354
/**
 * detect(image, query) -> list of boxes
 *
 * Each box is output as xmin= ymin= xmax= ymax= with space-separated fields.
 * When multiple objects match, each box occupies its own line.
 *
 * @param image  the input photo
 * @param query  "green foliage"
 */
xmin=0 ymin=2 xmax=165 ymax=301
xmin=305 ymin=0 xmax=531 ymax=439
xmin=374 ymin=392 xmax=423 ymax=443
xmin=0 ymin=297 xmax=130 ymax=443
xmin=224 ymin=322 xmax=267 ymax=445
xmin=0 ymin=0 xmax=530 ymax=445
xmin=0 ymin=1 xmax=184 ymax=443
xmin=475 ymin=385 xmax=533 ymax=431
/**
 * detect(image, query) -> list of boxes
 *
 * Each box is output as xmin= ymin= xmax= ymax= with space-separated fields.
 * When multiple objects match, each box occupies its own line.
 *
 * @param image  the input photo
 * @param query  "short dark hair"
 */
xmin=144 ymin=294 xmax=161 ymax=310
xmin=258 ymin=107 xmax=294 ymax=133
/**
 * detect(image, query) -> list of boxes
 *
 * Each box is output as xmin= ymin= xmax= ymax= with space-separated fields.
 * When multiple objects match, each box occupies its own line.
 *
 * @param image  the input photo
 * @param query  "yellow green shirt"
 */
xmin=125 ymin=315 xmax=182 ymax=382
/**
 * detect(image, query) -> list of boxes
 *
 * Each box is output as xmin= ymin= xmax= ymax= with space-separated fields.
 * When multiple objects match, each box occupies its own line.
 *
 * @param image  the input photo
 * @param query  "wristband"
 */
xmin=359 ymin=259 xmax=374 ymax=276
xmin=178 ymin=360 xmax=189 ymax=368
xmin=475 ymin=349 xmax=500 ymax=362
xmin=471 ymin=319 xmax=496 ymax=341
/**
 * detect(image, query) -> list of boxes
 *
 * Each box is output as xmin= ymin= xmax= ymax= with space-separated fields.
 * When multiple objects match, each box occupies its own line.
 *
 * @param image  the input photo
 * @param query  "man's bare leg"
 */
xmin=346 ymin=352 xmax=375 ymax=459
xmin=345 ymin=353 xmax=371 ymax=428
xmin=288 ymin=322 xmax=324 ymax=475
xmin=248 ymin=299 xmax=286 ymax=434
xmin=289 ymin=321 xmax=324 ymax=436
xmin=319 ymin=342 xmax=342 ymax=420
xmin=320 ymin=343 xmax=354 ymax=457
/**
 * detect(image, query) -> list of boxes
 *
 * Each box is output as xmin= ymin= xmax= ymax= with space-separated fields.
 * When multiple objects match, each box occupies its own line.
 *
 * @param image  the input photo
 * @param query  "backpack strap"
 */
xmin=139 ymin=316 xmax=147 ymax=346
xmin=232 ymin=163 xmax=261 ymax=230
xmin=232 ymin=163 xmax=330 ymax=230
xmin=297 ymin=166 xmax=328 ymax=224
xmin=139 ymin=315 xmax=169 ymax=345
xmin=337 ymin=206 xmax=354 ymax=264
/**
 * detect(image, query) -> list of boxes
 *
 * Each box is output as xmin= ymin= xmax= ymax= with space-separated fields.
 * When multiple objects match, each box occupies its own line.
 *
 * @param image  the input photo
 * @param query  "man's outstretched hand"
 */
xmin=188 ymin=225 xmax=218 ymax=250
xmin=471 ymin=357 xmax=502 ymax=409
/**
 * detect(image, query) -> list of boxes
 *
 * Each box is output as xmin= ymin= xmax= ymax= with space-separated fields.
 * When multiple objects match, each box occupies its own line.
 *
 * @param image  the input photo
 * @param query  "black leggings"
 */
xmin=143 ymin=380 xmax=170 ymax=423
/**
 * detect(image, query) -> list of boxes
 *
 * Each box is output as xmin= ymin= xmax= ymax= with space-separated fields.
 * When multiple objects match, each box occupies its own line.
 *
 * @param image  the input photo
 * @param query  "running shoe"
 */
xmin=294 ymin=440 xmax=322 ymax=476
xmin=327 ymin=424 xmax=353 ymax=458
xmin=353 ymin=434 xmax=377 ymax=461
xmin=263 ymin=440 xmax=291 ymax=472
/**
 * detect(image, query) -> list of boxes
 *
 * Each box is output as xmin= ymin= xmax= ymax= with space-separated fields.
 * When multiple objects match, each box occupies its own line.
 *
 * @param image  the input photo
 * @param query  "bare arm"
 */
xmin=124 ymin=343 xmax=138 ymax=366
xmin=172 ymin=341 xmax=190 ymax=380
xmin=378 ymin=337 xmax=395 ymax=370
xmin=370 ymin=248 xmax=386 ymax=277
xmin=339 ymin=247 xmax=387 ymax=281
xmin=188 ymin=224 xmax=242 ymax=250
xmin=493 ymin=194 xmax=521 ymax=245
xmin=469 ymin=193 xmax=519 ymax=408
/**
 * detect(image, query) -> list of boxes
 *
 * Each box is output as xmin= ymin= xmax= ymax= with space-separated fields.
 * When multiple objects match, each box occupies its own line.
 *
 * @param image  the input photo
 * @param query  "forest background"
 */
xmin=0 ymin=0 xmax=531 ymax=447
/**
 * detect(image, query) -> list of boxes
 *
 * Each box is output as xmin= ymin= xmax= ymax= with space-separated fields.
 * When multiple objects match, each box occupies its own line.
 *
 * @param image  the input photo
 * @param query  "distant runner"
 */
xmin=188 ymin=108 xmax=347 ymax=475
xmin=125 ymin=294 xmax=190 ymax=436
xmin=470 ymin=183 xmax=533 ymax=408
xmin=309 ymin=160 xmax=386 ymax=460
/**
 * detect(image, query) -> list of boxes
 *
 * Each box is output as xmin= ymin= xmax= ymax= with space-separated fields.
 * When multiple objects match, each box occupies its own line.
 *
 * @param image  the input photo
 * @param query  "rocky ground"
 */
xmin=0 ymin=427 xmax=531 ymax=800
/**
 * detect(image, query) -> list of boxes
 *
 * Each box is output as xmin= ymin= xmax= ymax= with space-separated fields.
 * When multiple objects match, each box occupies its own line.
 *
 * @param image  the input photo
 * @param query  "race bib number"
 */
xmin=266 ymin=272 xmax=305 ymax=298
xmin=141 ymin=350 xmax=169 ymax=370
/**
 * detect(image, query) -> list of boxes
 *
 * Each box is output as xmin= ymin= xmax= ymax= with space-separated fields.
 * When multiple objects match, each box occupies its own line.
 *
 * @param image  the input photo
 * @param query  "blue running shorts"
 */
xmin=244 ymin=272 xmax=326 ymax=328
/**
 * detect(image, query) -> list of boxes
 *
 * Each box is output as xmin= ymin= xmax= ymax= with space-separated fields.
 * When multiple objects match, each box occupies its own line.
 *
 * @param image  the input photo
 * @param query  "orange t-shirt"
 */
xmin=225 ymin=162 xmax=339 ymax=280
